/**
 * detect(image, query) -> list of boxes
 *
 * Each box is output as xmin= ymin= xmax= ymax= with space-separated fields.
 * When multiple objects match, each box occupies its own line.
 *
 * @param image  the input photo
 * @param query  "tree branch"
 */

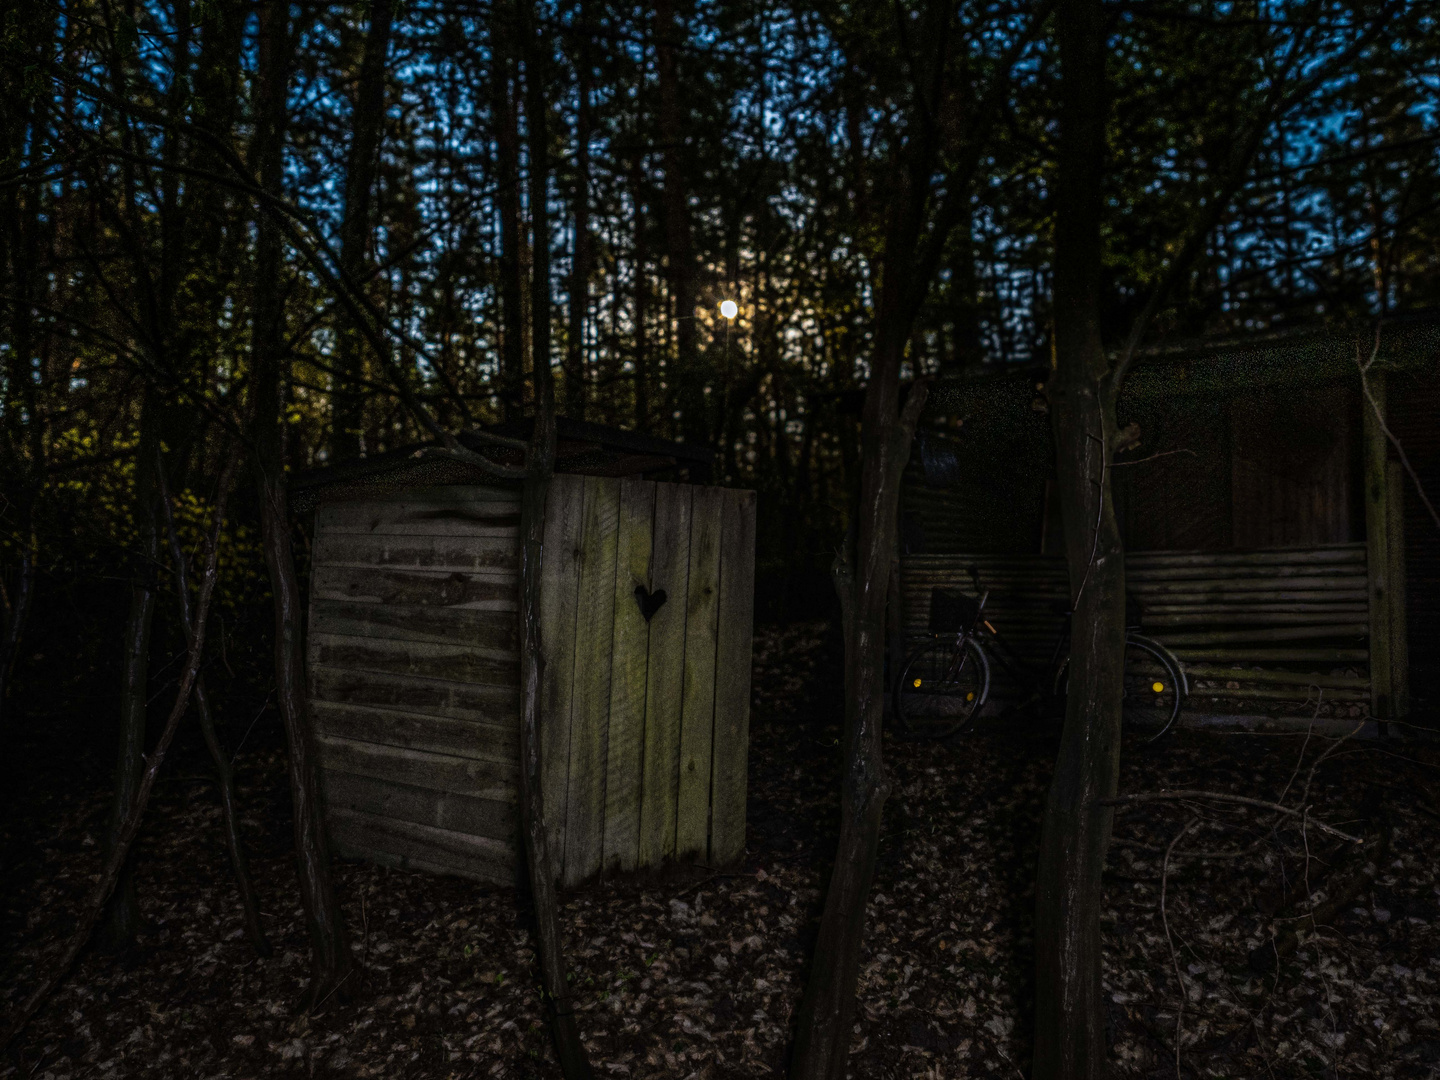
xmin=1102 ymin=791 xmax=1361 ymax=845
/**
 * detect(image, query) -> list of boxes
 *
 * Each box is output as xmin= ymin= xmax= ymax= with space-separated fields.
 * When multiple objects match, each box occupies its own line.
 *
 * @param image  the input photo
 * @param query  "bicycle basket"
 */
xmin=928 ymin=587 xmax=982 ymax=635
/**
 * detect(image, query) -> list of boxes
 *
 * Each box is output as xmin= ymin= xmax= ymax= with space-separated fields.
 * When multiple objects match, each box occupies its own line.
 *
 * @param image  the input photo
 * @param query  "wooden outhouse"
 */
xmin=900 ymin=315 xmax=1440 ymax=720
xmin=295 ymin=421 xmax=757 ymax=888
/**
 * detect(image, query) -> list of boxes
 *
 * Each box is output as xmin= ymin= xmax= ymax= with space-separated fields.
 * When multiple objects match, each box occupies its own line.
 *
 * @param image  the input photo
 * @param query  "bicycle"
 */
xmin=891 ymin=586 xmax=1189 ymax=741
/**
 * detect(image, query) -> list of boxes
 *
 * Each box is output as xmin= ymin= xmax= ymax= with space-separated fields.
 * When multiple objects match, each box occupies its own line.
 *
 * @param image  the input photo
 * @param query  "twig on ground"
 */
xmin=1110 ymin=448 xmax=1198 ymax=468
xmin=1276 ymin=702 xmax=1321 ymax=808
xmin=1102 ymin=791 xmax=1362 ymax=844
xmin=1161 ymin=817 xmax=1199 ymax=1080
xmin=1299 ymin=721 xmax=1367 ymax=813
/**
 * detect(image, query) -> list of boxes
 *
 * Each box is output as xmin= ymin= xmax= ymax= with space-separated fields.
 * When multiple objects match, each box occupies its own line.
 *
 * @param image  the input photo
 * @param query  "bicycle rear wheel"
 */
xmin=1122 ymin=635 xmax=1184 ymax=740
xmin=893 ymin=637 xmax=990 ymax=739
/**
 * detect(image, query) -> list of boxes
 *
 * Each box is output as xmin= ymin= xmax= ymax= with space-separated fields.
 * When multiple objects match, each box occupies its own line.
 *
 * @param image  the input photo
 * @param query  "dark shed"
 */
xmin=901 ymin=314 xmax=1440 ymax=719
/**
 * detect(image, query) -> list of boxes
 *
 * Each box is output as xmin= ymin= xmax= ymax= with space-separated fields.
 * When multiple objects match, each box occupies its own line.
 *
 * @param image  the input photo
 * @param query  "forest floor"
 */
xmin=4 ymin=623 xmax=1440 ymax=1080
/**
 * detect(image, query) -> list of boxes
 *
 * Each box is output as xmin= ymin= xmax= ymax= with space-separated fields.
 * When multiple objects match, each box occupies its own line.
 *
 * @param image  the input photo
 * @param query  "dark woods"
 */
xmin=1 ymin=0 xmax=1437 ymax=1076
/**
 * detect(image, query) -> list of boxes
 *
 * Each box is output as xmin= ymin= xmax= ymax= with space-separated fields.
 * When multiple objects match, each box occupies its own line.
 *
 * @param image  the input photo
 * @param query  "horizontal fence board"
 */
xmin=312 ymin=565 xmax=518 ymax=610
xmin=321 ymin=770 xmax=516 ymax=841
xmin=327 ymin=806 xmax=516 ymax=884
xmin=1160 ymin=624 xmax=1369 ymax=645
xmin=1141 ymin=609 xmax=1367 ymax=627
xmin=1182 ymin=666 xmax=1368 ymax=689
xmin=312 ymin=700 xmax=517 ymax=764
xmin=316 ymin=498 xmax=521 ymax=537
xmin=321 ymin=485 xmax=519 ymax=506
xmin=1130 ymin=581 xmax=1366 ymax=597
xmin=311 ymin=666 xmax=519 ymax=725
xmin=315 ymin=733 xmax=518 ymax=802
xmin=1170 ymin=647 xmax=1369 ymax=663
xmin=1186 ymin=685 xmax=1370 ymax=703
xmin=311 ymin=633 xmax=519 ymax=688
xmin=313 ymin=531 xmax=519 ymax=574
xmin=1127 ymin=566 xmax=1367 ymax=583
xmin=1139 ymin=595 xmax=1367 ymax=609
xmin=901 ymin=545 xmax=1374 ymax=708
xmin=310 ymin=599 xmax=518 ymax=654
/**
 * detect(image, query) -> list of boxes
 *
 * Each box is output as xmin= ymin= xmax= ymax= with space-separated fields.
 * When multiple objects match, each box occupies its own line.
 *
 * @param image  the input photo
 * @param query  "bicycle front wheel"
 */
xmin=1122 ymin=635 xmax=1184 ymax=740
xmin=893 ymin=637 xmax=990 ymax=740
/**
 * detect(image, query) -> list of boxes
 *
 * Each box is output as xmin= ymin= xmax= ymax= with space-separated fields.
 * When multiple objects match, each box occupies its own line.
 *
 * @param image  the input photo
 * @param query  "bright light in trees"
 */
xmin=719 ymin=300 xmax=738 ymax=320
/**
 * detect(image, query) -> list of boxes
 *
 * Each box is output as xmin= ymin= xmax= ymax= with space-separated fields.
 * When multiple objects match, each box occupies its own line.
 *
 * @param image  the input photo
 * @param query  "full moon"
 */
xmin=720 ymin=300 xmax=738 ymax=319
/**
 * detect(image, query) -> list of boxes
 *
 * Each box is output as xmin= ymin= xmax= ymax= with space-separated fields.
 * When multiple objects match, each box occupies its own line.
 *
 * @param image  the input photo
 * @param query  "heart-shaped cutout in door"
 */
xmin=634 ymin=584 xmax=668 ymax=622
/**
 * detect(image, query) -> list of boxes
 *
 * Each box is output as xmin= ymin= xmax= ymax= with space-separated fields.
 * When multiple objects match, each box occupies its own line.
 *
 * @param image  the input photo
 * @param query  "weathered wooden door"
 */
xmin=540 ymin=476 xmax=756 ymax=888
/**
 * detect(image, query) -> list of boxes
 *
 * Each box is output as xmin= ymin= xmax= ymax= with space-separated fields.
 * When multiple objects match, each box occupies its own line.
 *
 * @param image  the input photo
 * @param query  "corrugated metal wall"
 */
xmin=901 ymin=545 xmax=1372 ymax=712
xmin=1390 ymin=373 xmax=1440 ymax=713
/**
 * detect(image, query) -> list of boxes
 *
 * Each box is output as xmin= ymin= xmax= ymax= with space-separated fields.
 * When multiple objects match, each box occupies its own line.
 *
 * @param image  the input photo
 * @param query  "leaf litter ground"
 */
xmin=3 ymin=623 xmax=1439 ymax=1079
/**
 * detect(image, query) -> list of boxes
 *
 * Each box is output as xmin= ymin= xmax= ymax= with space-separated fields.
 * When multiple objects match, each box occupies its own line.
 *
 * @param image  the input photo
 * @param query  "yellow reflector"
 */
xmin=1152 ymin=681 xmax=1165 ymax=693
xmin=966 ymin=692 xmax=975 ymax=701
xmin=913 ymin=678 xmax=922 ymax=688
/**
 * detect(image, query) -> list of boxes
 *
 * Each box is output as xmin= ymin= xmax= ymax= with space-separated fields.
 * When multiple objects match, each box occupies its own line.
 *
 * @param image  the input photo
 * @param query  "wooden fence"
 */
xmin=307 ymin=479 xmax=756 ymax=888
xmin=900 ymin=542 xmax=1376 ymax=711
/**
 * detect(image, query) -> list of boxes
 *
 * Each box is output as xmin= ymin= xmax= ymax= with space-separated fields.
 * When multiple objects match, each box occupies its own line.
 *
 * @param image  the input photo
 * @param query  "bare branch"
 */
xmin=0 ymin=442 xmax=241 ymax=1050
xmin=1356 ymin=330 xmax=1440 ymax=533
xmin=1102 ymin=791 xmax=1362 ymax=845
xmin=1161 ymin=817 xmax=1200 ymax=1080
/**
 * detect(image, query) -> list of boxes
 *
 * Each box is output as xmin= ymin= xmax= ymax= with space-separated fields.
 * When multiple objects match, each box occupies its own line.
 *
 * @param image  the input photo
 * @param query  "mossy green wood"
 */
xmin=603 ymin=479 xmax=655 ymax=874
xmin=538 ymin=474 xmax=587 ymax=875
xmin=710 ymin=490 xmax=757 ymax=865
xmin=562 ymin=477 xmax=621 ymax=886
xmin=639 ymin=483 xmax=693 ymax=867
xmin=676 ymin=487 xmax=724 ymax=860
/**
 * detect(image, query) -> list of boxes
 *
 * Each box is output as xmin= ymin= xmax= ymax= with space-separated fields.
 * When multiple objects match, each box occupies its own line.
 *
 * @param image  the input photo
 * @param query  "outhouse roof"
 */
xmin=291 ymin=417 xmax=714 ymax=512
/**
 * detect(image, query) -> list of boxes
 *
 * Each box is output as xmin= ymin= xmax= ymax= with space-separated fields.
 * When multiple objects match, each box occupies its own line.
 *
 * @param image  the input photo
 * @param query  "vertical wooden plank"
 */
xmin=562 ymin=476 xmax=620 ymax=886
xmin=638 ymin=483 xmax=692 ymax=868
xmin=1387 ymin=460 xmax=1410 ymax=717
xmin=538 ymin=474 xmax=586 ymax=878
xmin=709 ymin=489 xmax=756 ymax=865
xmin=676 ymin=487 xmax=724 ymax=861
xmin=603 ymin=479 xmax=655 ymax=874
xmin=1362 ymin=372 xmax=1393 ymax=719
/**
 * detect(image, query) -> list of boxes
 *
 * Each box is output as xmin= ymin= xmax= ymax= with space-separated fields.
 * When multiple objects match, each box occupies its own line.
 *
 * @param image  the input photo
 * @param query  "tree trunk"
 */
xmin=332 ymin=0 xmax=395 ymax=461
xmin=493 ymin=10 xmax=527 ymax=423
xmin=525 ymin=5 xmax=551 ymax=401
xmin=251 ymin=0 xmax=357 ymax=1011
xmin=630 ymin=159 xmax=649 ymax=430
xmin=565 ymin=0 xmax=591 ymax=420
xmin=157 ymin=457 xmax=270 ymax=956
xmin=790 ymin=340 xmax=927 ymax=1079
xmin=0 ymin=8 xmax=51 ymax=738
xmin=0 ymin=446 xmax=239 ymax=1052
xmin=0 ymin=511 xmax=35 ymax=732
xmin=517 ymin=9 xmax=592 ymax=1071
xmin=1032 ymin=3 xmax=1126 ymax=1078
xmin=103 ymin=393 xmax=161 ymax=950
xmin=656 ymin=0 xmax=701 ymax=444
